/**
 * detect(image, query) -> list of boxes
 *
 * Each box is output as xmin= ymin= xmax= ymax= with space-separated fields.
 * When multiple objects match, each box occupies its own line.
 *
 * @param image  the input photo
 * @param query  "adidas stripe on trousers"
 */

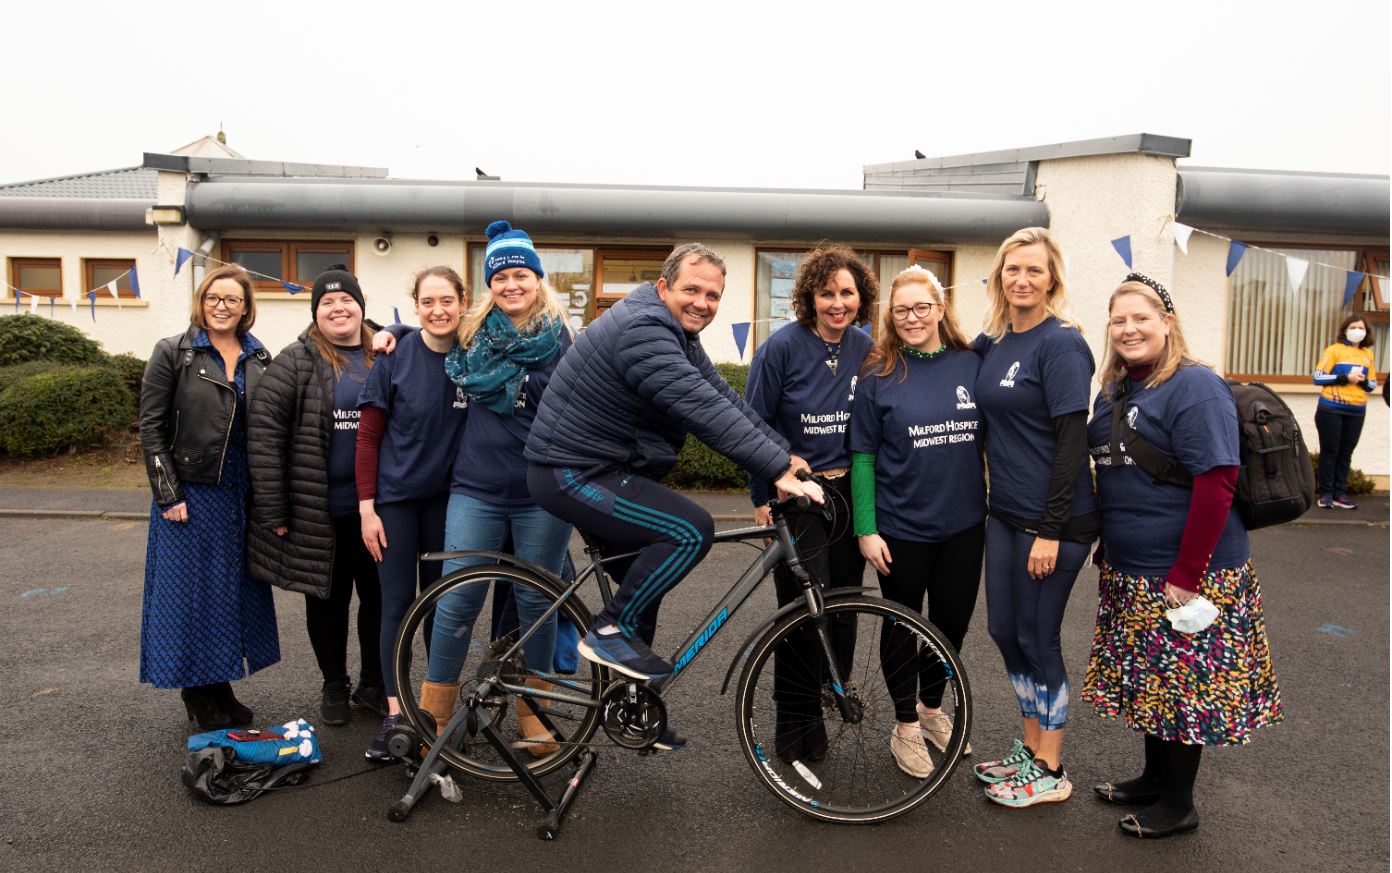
xmin=528 ymin=464 xmax=714 ymax=644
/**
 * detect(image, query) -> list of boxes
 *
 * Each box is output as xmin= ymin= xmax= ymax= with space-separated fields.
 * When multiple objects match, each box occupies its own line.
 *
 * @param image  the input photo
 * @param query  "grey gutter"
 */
xmin=0 ymin=197 xmax=150 ymax=231
xmin=1177 ymin=168 xmax=1390 ymax=237
xmin=185 ymin=179 xmax=1047 ymax=244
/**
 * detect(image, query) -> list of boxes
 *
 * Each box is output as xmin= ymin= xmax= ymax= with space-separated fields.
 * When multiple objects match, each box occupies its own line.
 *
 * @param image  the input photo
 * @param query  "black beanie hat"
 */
xmin=310 ymin=264 xmax=365 ymax=314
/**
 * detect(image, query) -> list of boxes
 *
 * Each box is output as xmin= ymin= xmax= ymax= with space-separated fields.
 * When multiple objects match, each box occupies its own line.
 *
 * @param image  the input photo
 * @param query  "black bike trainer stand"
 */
xmin=385 ymin=695 xmax=598 ymax=840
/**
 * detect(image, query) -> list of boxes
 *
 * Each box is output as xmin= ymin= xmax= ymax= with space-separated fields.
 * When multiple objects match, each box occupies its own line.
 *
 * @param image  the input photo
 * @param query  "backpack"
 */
xmin=1109 ymin=379 xmax=1316 ymax=530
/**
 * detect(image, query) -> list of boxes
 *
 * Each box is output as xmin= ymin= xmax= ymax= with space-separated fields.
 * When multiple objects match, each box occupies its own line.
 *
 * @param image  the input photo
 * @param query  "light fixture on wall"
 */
xmin=145 ymin=205 xmax=186 ymax=226
xmin=427 ymin=234 xmax=439 ymax=247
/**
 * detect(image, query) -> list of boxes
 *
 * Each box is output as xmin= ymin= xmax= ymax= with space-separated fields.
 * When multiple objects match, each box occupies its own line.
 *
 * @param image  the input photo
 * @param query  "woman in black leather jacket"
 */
xmin=138 ymin=264 xmax=280 ymax=730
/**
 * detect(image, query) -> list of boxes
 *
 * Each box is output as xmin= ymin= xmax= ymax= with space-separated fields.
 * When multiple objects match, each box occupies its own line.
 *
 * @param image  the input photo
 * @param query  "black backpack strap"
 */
xmin=1108 ymin=378 xmax=1194 ymax=489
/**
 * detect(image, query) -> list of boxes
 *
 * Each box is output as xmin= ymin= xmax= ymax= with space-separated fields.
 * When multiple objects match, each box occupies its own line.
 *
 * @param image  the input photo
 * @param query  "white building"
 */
xmin=1 ymin=134 xmax=1386 ymax=483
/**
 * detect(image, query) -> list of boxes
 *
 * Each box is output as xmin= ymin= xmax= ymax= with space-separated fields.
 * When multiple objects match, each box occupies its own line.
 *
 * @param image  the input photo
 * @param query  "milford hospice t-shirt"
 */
xmin=848 ymin=349 xmax=985 ymax=542
xmin=327 ymin=345 xmax=369 ymax=517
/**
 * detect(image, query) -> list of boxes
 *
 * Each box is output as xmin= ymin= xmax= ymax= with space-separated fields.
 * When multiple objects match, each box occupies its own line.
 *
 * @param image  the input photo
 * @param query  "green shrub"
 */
xmin=0 ymin=366 xmax=133 ymax=455
xmin=664 ymin=363 xmax=752 ymax=491
xmin=0 ymin=360 xmax=61 ymax=395
xmin=0 ymin=314 xmax=105 ymax=367
xmin=1309 ymin=452 xmax=1377 ymax=496
xmin=105 ymin=352 xmax=147 ymax=403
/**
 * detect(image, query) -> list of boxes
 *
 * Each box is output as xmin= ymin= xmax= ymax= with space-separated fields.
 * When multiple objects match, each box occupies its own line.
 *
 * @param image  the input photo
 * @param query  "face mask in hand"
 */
xmin=1165 ymin=595 xmax=1219 ymax=634
xmin=1346 ymin=327 xmax=1367 ymax=345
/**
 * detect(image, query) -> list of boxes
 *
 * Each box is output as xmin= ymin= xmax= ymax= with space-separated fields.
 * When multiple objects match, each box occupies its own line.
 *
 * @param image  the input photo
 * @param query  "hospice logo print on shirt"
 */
xmin=999 ymin=361 xmax=1020 ymax=388
xmin=955 ymin=385 xmax=976 ymax=410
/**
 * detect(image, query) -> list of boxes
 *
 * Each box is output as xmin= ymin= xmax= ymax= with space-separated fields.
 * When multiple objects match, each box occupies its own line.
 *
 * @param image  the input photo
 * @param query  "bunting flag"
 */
xmin=1225 ymin=241 xmax=1248 ymax=276
xmin=1062 ymin=254 xmax=1071 ymax=276
xmin=859 ymin=322 xmax=873 ymax=334
xmin=1343 ymin=271 xmax=1366 ymax=307
xmin=393 ymin=306 xmax=402 ymax=325
xmin=129 ymin=267 xmax=141 ymax=299
xmin=69 ymin=295 xmax=77 ymax=315
xmin=1171 ymin=221 xmax=1193 ymax=255
xmin=281 ymin=281 xmax=304 ymax=294
xmin=89 ymin=291 xmax=96 ymax=322
xmin=175 ymin=247 xmax=194 ymax=276
xmin=28 ymin=293 xmax=38 ymax=314
xmin=732 ymin=322 xmax=750 ymax=360
xmin=1285 ymin=257 xmax=1309 ymax=294
xmin=1110 ymin=235 xmax=1133 ymax=269
xmin=106 ymin=280 xmax=122 ymax=308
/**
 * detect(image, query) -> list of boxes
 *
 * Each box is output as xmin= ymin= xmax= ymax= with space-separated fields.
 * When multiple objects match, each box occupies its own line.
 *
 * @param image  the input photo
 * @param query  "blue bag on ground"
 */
xmin=187 ymin=718 xmax=323 ymax=766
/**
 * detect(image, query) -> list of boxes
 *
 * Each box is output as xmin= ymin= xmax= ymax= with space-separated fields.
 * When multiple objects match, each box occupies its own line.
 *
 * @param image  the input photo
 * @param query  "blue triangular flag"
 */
xmin=49 ymin=296 xmax=54 ymax=316
xmin=13 ymin=291 xmax=19 ymax=312
xmin=1110 ymin=235 xmax=1133 ymax=269
xmin=175 ymin=247 xmax=194 ymax=276
xmin=281 ymin=281 xmax=305 ymax=294
xmin=89 ymin=291 xmax=96 ymax=322
xmin=393 ymin=306 xmax=402 ymax=325
xmin=980 ymin=277 xmax=988 ymax=285
xmin=732 ymin=322 xmax=750 ymax=360
xmin=129 ymin=267 xmax=141 ymax=299
xmin=1343 ymin=271 xmax=1365 ymax=307
xmin=1225 ymin=241 xmax=1248 ymax=276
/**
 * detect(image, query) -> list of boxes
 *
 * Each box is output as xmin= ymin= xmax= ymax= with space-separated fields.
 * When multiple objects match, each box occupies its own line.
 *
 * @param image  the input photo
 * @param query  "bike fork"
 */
xmin=804 ymin=588 xmax=862 ymax=725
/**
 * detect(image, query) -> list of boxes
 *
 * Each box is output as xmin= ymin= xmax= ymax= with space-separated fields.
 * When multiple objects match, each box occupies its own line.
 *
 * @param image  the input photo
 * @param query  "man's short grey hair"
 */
xmin=661 ymin=243 xmax=727 ymax=286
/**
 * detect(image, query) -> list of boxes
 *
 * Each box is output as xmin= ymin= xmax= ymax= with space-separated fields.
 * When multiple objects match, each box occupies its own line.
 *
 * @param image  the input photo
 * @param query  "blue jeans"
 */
xmin=427 ymin=493 xmax=572 ymax=683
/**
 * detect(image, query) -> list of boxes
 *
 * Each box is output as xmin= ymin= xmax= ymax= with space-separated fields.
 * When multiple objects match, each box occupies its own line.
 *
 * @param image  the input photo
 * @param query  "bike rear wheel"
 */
xmin=734 ymin=595 xmax=971 ymax=823
xmin=392 ymin=562 xmax=606 ymax=782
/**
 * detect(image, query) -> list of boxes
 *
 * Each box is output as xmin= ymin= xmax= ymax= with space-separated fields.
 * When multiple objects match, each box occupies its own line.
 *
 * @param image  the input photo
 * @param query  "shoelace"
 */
xmin=985 ymin=740 xmax=1029 ymax=771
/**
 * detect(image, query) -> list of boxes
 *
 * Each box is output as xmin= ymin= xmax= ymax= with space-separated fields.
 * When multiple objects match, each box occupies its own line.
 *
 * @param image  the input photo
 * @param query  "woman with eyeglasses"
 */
xmin=139 ymin=264 xmax=279 ymax=730
xmin=848 ymin=265 xmax=986 ymax=780
xmin=745 ymin=244 xmax=875 ymax=765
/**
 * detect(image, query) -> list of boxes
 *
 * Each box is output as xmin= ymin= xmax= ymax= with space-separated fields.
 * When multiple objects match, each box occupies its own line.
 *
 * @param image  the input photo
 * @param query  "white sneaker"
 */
xmin=890 ymin=728 xmax=935 ymax=778
xmin=918 ymin=710 xmax=972 ymax=756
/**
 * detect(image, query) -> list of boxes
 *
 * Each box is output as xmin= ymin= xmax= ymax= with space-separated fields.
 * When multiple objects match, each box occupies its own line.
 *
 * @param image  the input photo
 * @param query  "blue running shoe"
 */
xmin=365 ymin=714 xmax=404 ymax=762
xmin=577 ymin=628 xmax=673 ymax=680
xmin=652 ymin=726 xmax=687 ymax=751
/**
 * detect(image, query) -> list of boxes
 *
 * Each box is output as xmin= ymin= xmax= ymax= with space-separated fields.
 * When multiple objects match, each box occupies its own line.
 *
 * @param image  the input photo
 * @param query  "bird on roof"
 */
xmin=914 ymin=150 xmax=926 ymax=160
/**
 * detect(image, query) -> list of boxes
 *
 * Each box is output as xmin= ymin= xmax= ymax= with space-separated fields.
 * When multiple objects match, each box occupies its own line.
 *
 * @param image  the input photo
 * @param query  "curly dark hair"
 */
xmin=790 ymin=244 xmax=878 ymax=329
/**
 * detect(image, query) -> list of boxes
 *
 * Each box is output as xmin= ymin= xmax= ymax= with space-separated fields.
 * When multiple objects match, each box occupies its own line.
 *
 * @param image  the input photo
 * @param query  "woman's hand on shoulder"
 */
xmin=859 ymin=533 xmax=891 ymax=576
xmin=371 ymin=331 xmax=397 ymax=354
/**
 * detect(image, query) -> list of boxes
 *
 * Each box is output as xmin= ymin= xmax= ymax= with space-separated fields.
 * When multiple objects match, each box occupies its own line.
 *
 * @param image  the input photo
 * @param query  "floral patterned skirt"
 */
xmin=1081 ymin=561 xmax=1283 ymax=746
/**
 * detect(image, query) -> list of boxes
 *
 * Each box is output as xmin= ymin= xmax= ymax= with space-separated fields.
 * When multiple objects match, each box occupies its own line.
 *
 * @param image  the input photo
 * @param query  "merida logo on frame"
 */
xmin=673 ymin=607 xmax=729 ymax=675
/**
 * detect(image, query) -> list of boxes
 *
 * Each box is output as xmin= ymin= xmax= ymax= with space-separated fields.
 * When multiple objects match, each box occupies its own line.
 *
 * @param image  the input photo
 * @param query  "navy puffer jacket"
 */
xmin=525 ymin=284 xmax=790 ymax=481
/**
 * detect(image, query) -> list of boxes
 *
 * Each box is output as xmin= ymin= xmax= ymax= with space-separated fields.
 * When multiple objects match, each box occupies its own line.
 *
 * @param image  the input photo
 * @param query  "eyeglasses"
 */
xmin=203 ymin=294 xmax=245 ymax=309
xmin=890 ymin=302 xmax=938 ymax=321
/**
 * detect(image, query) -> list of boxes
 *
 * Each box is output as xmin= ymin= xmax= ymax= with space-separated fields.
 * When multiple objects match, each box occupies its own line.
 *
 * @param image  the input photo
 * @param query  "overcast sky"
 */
xmin=3 ymin=0 xmax=1387 ymax=189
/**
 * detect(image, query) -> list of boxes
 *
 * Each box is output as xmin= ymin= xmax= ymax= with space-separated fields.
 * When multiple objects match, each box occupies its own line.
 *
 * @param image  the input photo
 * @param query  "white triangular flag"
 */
xmin=69 ymin=295 xmax=77 ymax=315
xmin=1285 ymin=256 xmax=1309 ymax=293
xmin=1171 ymin=221 xmax=1193 ymax=255
xmin=106 ymin=280 xmax=122 ymax=308
xmin=1062 ymin=254 xmax=1071 ymax=277
xmin=28 ymin=292 xmax=38 ymax=313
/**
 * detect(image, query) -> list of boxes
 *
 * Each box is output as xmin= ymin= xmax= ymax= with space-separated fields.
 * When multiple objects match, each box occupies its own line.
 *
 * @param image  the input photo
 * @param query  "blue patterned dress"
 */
xmin=140 ymin=331 xmax=280 ymax=688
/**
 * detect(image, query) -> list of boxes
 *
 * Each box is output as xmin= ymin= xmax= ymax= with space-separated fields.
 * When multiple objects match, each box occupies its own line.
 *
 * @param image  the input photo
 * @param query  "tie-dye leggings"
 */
xmin=983 ymin=518 xmax=1090 ymax=730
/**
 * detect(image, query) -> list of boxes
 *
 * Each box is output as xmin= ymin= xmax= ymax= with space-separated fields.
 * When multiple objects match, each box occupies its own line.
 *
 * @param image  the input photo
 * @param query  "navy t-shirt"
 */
xmin=357 ymin=330 xmax=467 ymax=505
xmin=746 ymin=323 xmax=873 ymax=505
xmin=451 ymin=330 xmax=572 ymax=505
xmin=973 ymin=318 xmax=1096 ymax=522
xmin=848 ymin=349 xmax=986 ymax=541
xmin=327 ymin=346 xmax=369 ymax=517
xmin=1088 ymin=364 xmax=1249 ymax=575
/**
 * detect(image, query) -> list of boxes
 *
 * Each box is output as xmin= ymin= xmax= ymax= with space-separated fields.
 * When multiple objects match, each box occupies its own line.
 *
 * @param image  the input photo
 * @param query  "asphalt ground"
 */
xmin=0 ymin=490 xmax=1386 ymax=872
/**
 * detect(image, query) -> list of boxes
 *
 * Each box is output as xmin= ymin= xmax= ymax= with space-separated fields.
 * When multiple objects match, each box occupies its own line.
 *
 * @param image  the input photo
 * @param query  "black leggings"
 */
xmin=528 ymin=464 xmax=713 ymax=645
xmin=772 ymin=475 xmax=862 ymax=718
xmin=375 ymin=495 xmax=447 ymax=697
xmin=305 ymin=514 xmax=382 ymax=685
xmin=1314 ymin=407 xmax=1365 ymax=498
xmin=878 ymin=523 xmax=985 ymax=721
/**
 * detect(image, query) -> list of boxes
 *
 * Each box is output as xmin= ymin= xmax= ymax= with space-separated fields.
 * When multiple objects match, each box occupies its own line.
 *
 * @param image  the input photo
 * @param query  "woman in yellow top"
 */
xmin=1312 ymin=313 xmax=1378 ymax=509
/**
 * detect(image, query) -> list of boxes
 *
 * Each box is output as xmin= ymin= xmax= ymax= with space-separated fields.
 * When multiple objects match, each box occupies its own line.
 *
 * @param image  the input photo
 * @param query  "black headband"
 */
xmin=1124 ymin=272 xmax=1174 ymax=314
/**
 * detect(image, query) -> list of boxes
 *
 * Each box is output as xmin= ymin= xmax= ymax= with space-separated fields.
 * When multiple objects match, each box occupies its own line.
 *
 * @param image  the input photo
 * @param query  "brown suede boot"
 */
xmin=418 ymin=680 xmax=460 ymax=735
xmin=516 ymin=677 xmax=560 ymax=757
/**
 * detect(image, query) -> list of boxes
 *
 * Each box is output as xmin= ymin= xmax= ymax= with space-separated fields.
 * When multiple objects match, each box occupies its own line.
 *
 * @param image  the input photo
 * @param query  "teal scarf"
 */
xmin=444 ymin=308 xmax=562 ymax=416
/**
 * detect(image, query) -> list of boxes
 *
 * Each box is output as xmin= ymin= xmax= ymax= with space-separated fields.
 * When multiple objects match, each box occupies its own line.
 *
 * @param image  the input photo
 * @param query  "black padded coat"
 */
xmin=245 ymin=334 xmax=349 ymax=598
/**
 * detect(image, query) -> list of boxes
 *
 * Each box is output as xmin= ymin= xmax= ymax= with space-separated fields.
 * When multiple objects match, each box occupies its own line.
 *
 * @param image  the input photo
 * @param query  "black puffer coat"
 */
xmin=245 ymin=334 xmax=347 ymax=598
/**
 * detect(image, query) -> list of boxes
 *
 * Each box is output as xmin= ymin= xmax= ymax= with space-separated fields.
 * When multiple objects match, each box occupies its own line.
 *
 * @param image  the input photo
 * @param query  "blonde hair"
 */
xmin=982 ymin=227 xmax=1079 ymax=341
xmin=1099 ymin=281 xmax=1206 ymax=399
xmin=863 ymin=266 xmax=969 ymax=381
xmin=457 ymin=271 xmax=569 ymax=348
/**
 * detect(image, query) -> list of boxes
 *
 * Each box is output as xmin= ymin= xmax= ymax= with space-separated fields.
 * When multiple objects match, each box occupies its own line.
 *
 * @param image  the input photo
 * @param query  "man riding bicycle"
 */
xmin=525 ymin=243 xmax=823 ymax=747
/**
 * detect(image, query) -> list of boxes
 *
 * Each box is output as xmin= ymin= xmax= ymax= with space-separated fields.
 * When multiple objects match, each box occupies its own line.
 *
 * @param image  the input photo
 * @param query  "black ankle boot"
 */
xmin=181 ymin=686 xmax=232 ymax=731
xmin=209 ymin=682 xmax=254 ymax=726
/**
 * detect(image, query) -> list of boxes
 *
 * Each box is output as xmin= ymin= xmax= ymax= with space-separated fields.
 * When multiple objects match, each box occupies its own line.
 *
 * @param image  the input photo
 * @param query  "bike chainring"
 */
xmin=599 ymin=681 xmax=667 ymax=750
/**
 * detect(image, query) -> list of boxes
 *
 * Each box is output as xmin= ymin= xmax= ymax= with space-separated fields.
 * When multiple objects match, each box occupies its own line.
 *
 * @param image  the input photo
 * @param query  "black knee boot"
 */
xmin=1119 ymin=739 xmax=1201 ymax=838
xmin=181 ymin=686 xmax=231 ymax=731
xmin=209 ymin=682 xmax=254 ymax=726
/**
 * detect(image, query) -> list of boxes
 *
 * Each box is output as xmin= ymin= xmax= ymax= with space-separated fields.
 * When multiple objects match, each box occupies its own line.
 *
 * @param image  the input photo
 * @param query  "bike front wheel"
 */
xmin=734 ymin=595 xmax=972 ymax=823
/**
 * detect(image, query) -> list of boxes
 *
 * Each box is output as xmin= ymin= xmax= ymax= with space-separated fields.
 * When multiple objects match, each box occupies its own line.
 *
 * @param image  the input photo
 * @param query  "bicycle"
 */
xmin=383 ymin=483 xmax=972 ymax=838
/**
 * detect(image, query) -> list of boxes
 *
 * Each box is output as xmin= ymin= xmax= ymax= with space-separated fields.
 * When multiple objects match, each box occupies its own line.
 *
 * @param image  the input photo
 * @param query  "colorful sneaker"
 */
xmin=974 ymin=739 xmax=1031 ymax=784
xmin=890 ymin=727 xmax=935 ymax=778
xmin=1331 ymin=496 xmax=1358 ymax=510
xmin=919 ymin=710 xmax=972 ymax=756
xmin=1317 ymin=495 xmax=1333 ymax=509
xmin=365 ymin=714 xmax=404 ymax=762
xmin=577 ymin=628 xmax=673 ymax=680
xmin=985 ymin=758 xmax=1072 ymax=807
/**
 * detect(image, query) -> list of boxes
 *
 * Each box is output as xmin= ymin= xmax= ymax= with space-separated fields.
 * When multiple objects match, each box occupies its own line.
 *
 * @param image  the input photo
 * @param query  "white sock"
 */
xmin=596 ymin=624 xmax=620 ymax=636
